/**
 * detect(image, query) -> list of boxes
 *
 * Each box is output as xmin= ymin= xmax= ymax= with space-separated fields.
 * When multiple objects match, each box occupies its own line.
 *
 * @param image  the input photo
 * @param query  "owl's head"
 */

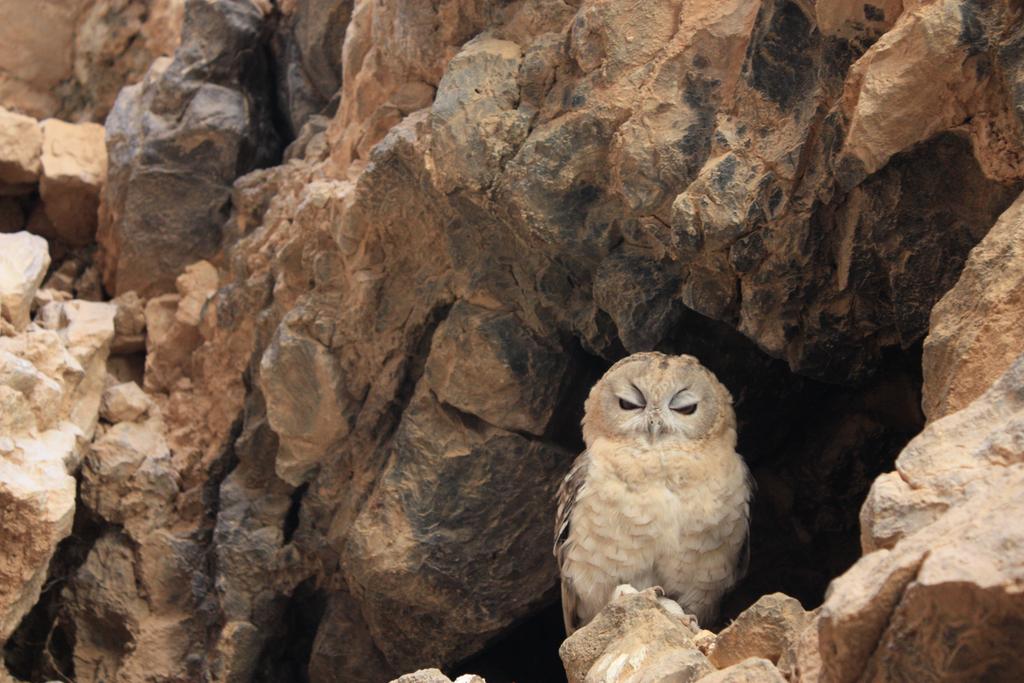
xmin=582 ymin=352 xmax=735 ymax=448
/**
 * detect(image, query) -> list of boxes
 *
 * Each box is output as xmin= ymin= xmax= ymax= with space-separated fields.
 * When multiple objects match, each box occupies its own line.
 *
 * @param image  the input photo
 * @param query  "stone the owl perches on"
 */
xmin=554 ymin=352 xmax=752 ymax=634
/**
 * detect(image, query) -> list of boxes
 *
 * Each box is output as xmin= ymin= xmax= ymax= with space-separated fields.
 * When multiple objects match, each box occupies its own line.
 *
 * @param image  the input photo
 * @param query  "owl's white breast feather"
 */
xmin=560 ymin=433 xmax=750 ymax=629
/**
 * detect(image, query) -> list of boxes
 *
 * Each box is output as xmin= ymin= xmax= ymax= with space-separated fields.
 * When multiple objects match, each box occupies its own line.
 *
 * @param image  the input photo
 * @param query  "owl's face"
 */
xmin=582 ymin=352 xmax=734 ymax=448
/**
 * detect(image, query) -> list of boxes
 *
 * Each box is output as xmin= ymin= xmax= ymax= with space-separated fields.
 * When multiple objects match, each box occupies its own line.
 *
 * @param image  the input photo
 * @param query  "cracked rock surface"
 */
xmin=2 ymin=0 xmax=1024 ymax=682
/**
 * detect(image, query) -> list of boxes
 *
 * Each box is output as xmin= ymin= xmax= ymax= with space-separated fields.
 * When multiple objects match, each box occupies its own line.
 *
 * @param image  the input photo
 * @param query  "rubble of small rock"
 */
xmin=2 ymin=0 xmax=1024 ymax=682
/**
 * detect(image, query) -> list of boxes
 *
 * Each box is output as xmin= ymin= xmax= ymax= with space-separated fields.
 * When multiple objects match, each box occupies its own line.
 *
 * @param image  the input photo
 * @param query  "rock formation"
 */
xmin=2 ymin=0 xmax=1024 ymax=681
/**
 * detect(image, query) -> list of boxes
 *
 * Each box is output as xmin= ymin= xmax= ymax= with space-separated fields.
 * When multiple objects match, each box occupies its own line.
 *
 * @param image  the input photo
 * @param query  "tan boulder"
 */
xmin=0 ymin=450 xmax=76 ymax=642
xmin=839 ymin=0 xmax=1024 ymax=182
xmin=819 ymin=354 xmax=1024 ymax=682
xmin=111 ymin=290 xmax=146 ymax=354
xmin=922 ymin=189 xmax=1024 ymax=421
xmin=0 ymin=231 xmax=49 ymax=331
xmin=0 ymin=0 xmax=182 ymax=121
xmin=0 ymin=107 xmax=41 ymax=185
xmin=390 ymin=671 xmax=486 ymax=683
xmin=559 ymin=588 xmax=712 ymax=683
xmin=39 ymin=118 xmax=107 ymax=245
xmin=144 ymin=260 xmax=218 ymax=392
xmin=100 ymin=381 xmax=151 ymax=423
xmin=700 ymin=658 xmax=787 ymax=683
xmin=707 ymin=593 xmax=810 ymax=669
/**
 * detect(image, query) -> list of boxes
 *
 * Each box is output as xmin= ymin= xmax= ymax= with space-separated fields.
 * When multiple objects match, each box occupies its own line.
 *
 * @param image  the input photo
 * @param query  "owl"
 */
xmin=554 ymin=352 xmax=752 ymax=634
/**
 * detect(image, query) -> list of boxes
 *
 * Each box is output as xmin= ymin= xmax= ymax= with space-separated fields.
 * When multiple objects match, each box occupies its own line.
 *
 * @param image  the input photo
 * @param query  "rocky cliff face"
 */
xmin=2 ymin=0 xmax=1024 ymax=682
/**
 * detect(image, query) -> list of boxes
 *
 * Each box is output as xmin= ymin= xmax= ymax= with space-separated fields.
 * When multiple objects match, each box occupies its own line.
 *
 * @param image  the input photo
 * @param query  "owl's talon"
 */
xmin=657 ymin=597 xmax=700 ymax=631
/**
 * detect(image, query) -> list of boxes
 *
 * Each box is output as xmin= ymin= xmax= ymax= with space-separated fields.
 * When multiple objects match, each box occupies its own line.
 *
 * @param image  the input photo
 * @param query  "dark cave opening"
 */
xmin=452 ymin=310 xmax=924 ymax=683
xmin=253 ymin=578 xmax=327 ymax=683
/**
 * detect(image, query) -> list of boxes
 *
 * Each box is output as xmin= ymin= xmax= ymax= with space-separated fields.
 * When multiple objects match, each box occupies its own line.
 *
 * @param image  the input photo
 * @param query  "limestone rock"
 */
xmin=0 ymin=107 xmax=41 ymax=185
xmin=0 ymin=0 xmax=183 ymax=121
xmin=430 ymin=36 xmax=530 ymax=195
xmin=259 ymin=311 xmax=355 ymax=486
xmin=708 ymin=593 xmax=810 ymax=668
xmin=82 ymin=420 xmax=178 ymax=536
xmin=111 ymin=290 xmax=146 ymax=354
xmin=0 ymin=292 xmax=113 ymax=654
xmin=38 ymin=118 xmax=107 ymax=246
xmin=923 ymin=189 xmax=1024 ymax=421
xmin=0 ymin=231 xmax=49 ymax=331
xmin=35 ymin=299 xmax=116 ymax=437
xmin=100 ymin=381 xmax=151 ymax=423
xmin=423 ymin=301 xmax=568 ymax=436
xmin=559 ymin=588 xmax=712 ymax=683
xmin=271 ymin=0 xmax=353 ymax=135
xmin=144 ymin=261 xmax=218 ymax=393
xmin=342 ymin=389 xmax=568 ymax=672
xmin=0 ymin=452 xmax=76 ymax=643
xmin=699 ymin=658 xmax=786 ymax=683
xmin=821 ymin=354 xmax=1024 ymax=681
xmin=98 ymin=0 xmax=279 ymax=296
xmin=390 ymin=671 xmax=486 ymax=683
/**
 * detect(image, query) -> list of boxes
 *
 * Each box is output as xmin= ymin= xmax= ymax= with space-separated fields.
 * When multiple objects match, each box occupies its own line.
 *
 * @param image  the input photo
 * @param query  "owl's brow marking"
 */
xmin=628 ymin=382 xmax=646 ymax=405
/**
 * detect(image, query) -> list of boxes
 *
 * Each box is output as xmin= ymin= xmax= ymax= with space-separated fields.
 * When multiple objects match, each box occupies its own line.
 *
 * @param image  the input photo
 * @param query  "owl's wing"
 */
xmin=736 ymin=466 xmax=756 ymax=581
xmin=554 ymin=449 xmax=590 ymax=635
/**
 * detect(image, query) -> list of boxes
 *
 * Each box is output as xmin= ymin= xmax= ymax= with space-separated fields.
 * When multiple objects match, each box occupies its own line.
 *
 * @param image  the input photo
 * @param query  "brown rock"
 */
xmin=708 ymin=593 xmax=809 ymax=668
xmin=82 ymin=420 xmax=178 ymax=537
xmin=111 ymin=290 xmax=146 ymax=354
xmin=0 ymin=107 xmax=40 ymax=185
xmin=342 ymin=388 xmax=567 ymax=672
xmin=258 ymin=311 xmax=355 ymax=486
xmin=429 ymin=36 xmax=530 ymax=195
xmin=819 ymin=355 xmax=1024 ymax=682
xmin=38 ymin=118 xmax=106 ymax=245
xmin=424 ymin=301 xmax=568 ymax=435
xmin=923 ymin=189 xmax=1024 ymax=421
xmin=98 ymin=0 xmax=279 ymax=296
xmin=100 ymin=381 xmax=151 ymax=423
xmin=0 ymin=452 xmax=76 ymax=643
xmin=0 ymin=0 xmax=182 ymax=121
xmin=559 ymin=588 xmax=712 ymax=683
xmin=700 ymin=658 xmax=787 ymax=683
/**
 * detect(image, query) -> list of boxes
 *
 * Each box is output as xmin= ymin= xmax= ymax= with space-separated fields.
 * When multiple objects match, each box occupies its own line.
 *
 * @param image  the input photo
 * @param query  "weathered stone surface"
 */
xmin=0 ymin=283 xmax=113 ymax=657
xmin=342 ymin=388 xmax=568 ymax=671
xmin=390 ymin=670 xmax=486 ymax=683
xmin=818 ymin=354 xmax=1024 ymax=682
xmin=83 ymin=419 xmax=178 ymax=536
xmin=423 ymin=300 xmax=567 ymax=435
xmin=38 ymin=118 xmax=107 ymax=246
xmin=0 ymin=451 xmax=76 ymax=644
xmin=430 ymin=36 xmax=530 ymax=195
xmin=144 ymin=261 xmax=219 ymax=393
xmin=36 ymin=299 xmax=116 ymax=437
xmin=708 ymin=593 xmax=809 ymax=668
xmin=272 ymin=0 xmax=353 ymax=135
xmin=258 ymin=310 xmax=355 ymax=486
xmin=700 ymin=658 xmax=787 ymax=683
xmin=97 ymin=0 xmax=279 ymax=296
xmin=559 ymin=588 xmax=712 ymax=683
xmin=923 ymin=189 xmax=1024 ymax=421
xmin=0 ymin=107 xmax=41 ymax=185
xmin=100 ymin=380 xmax=151 ymax=423
xmin=0 ymin=0 xmax=183 ymax=121
xmin=111 ymin=290 xmax=146 ymax=354
xmin=0 ymin=231 xmax=49 ymax=330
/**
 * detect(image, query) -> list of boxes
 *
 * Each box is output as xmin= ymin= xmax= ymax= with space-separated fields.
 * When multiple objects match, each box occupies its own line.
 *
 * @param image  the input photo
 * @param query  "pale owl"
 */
xmin=554 ymin=351 xmax=752 ymax=634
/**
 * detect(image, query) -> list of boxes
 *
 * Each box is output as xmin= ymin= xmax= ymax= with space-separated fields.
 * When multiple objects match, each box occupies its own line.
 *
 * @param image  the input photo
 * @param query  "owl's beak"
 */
xmin=646 ymin=415 xmax=664 ymax=443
